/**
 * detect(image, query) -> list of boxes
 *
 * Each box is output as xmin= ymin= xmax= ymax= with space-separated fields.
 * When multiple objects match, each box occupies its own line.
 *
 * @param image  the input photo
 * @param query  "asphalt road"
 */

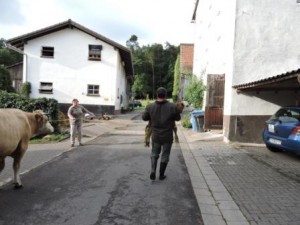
xmin=0 ymin=118 xmax=203 ymax=225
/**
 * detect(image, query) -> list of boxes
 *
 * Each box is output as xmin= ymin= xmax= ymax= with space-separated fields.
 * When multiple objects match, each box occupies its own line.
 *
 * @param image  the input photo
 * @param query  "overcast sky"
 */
xmin=0 ymin=0 xmax=196 ymax=46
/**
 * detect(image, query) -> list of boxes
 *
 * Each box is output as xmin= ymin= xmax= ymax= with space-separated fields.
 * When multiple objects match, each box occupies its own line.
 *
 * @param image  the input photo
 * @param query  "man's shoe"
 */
xmin=159 ymin=162 xmax=168 ymax=180
xmin=150 ymin=157 xmax=158 ymax=180
xmin=79 ymin=143 xmax=84 ymax=146
xmin=159 ymin=175 xmax=166 ymax=180
xmin=71 ymin=144 xmax=74 ymax=147
xmin=150 ymin=172 xmax=156 ymax=180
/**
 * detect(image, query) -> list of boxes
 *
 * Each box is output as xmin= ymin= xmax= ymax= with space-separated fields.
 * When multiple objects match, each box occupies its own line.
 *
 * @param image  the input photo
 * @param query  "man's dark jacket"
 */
xmin=142 ymin=101 xmax=181 ymax=144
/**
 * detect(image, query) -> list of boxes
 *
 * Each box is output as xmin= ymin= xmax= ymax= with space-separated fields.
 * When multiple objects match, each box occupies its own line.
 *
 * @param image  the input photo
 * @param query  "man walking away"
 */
xmin=142 ymin=87 xmax=181 ymax=180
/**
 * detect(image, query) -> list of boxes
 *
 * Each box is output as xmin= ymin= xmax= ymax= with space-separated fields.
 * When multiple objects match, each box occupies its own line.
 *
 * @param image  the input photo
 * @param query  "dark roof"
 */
xmin=6 ymin=19 xmax=133 ymax=79
xmin=6 ymin=62 xmax=23 ymax=69
xmin=233 ymin=69 xmax=300 ymax=92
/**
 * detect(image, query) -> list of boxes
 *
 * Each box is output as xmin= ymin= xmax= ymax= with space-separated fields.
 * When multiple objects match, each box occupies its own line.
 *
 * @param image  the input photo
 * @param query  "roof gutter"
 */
xmin=3 ymin=42 xmax=28 ymax=83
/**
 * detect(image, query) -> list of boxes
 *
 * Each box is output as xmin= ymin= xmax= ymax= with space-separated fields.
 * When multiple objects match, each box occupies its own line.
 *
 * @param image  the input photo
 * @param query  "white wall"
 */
xmin=193 ymin=0 xmax=236 ymax=78
xmin=226 ymin=0 xmax=300 ymax=115
xmin=24 ymin=28 xmax=121 ymax=106
xmin=115 ymin=52 xmax=128 ymax=110
xmin=192 ymin=0 xmax=236 ymax=109
xmin=233 ymin=0 xmax=300 ymax=85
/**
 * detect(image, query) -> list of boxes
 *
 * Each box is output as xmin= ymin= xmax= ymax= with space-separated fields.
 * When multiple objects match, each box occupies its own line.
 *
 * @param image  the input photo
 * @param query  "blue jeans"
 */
xmin=151 ymin=142 xmax=173 ymax=163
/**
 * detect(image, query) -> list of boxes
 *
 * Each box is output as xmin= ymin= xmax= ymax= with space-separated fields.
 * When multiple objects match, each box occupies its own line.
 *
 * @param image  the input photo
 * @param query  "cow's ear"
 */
xmin=35 ymin=113 xmax=43 ymax=123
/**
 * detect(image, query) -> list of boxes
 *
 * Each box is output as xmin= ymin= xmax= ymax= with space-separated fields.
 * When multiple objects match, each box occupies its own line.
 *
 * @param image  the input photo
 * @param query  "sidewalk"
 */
xmin=177 ymin=126 xmax=250 ymax=225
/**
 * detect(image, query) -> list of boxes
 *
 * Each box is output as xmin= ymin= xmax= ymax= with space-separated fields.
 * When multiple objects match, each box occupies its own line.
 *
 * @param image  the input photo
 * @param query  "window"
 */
xmin=88 ymin=45 xmax=102 ymax=61
xmin=39 ymin=82 xmax=53 ymax=94
xmin=41 ymin=46 xmax=54 ymax=58
xmin=87 ymin=84 xmax=99 ymax=95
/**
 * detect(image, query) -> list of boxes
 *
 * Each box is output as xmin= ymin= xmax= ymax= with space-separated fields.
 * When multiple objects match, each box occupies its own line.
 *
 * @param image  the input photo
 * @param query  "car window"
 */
xmin=278 ymin=116 xmax=299 ymax=123
xmin=271 ymin=108 xmax=300 ymax=122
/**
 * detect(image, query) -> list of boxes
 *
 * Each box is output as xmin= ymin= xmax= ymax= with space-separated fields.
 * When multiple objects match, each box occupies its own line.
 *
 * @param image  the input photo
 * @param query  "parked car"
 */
xmin=262 ymin=106 xmax=300 ymax=153
xmin=129 ymin=100 xmax=142 ymax=108
xmin=84 ymin=112 xmax=95 ymax=120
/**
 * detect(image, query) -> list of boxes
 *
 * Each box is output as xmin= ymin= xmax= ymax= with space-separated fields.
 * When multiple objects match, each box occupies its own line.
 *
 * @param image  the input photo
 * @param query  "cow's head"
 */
xmin=34 ymin=110 xmax=54 ymax=135
xmin=176 ymin=100 xmax=185 ymax=113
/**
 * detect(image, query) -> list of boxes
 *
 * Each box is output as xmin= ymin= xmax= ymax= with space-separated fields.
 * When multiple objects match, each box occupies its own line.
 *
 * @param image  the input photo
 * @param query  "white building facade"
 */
xmin=7 ymin=20 xmax=133 ymax=115
xmin=192 ymin=0 xmax=300 ymax=143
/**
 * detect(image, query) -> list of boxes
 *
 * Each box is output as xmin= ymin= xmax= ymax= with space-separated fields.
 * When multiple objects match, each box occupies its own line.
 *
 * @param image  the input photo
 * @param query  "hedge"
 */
xmin=0 ymin=90 xmax=59 ymax=132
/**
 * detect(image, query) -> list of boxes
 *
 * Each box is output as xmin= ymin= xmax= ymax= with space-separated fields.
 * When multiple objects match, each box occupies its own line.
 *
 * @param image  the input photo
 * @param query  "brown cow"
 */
xmin=0 ymin=109 xmax=54 ymax=188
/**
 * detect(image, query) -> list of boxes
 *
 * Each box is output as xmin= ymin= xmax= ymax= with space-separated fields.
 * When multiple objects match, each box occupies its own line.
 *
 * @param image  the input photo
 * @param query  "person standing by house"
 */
xmin=142 ymin=87 xmax=181 ymax=180
xmin=67 ymin=98 xmax=94 ymax=147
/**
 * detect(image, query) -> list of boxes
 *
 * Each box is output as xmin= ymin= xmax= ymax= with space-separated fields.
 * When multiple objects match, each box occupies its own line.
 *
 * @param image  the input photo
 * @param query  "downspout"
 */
xmin=3 ymin=42 xmax=27 ymax=82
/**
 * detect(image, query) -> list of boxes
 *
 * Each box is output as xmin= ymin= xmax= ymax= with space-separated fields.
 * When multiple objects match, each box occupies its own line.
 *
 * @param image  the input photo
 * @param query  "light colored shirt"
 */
xmin=68 ymin=105 xmax=90 ymax=123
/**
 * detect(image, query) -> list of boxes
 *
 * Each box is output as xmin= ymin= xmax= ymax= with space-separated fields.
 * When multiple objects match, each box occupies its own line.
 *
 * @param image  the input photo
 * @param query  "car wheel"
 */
xmin=266 ymin=145 xmax=282 ymax=152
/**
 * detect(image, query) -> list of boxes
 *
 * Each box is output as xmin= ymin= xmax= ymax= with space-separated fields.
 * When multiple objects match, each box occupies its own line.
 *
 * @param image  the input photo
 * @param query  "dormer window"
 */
xmin=41 ymin=46 xmax=54 ymax=58
xmin=89 ymin=45 xmax=102 ymax=61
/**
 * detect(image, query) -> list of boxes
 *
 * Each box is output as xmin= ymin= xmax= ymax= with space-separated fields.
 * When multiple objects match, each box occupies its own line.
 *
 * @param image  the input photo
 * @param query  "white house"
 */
xmin=192 ymin=0 xmax=300 ymax=143
xmin=6 ymin=19 xmax=133 ymax=115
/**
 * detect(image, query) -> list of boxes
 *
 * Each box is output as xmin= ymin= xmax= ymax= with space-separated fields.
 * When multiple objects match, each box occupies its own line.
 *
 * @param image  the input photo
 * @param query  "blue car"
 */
xmin=263 ymin=106 xmax=300 ymax=154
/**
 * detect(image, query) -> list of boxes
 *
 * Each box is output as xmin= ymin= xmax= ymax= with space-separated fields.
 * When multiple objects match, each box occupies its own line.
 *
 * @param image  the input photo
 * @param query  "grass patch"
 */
xmin=30 ymin=134 xmax=68 ymax=144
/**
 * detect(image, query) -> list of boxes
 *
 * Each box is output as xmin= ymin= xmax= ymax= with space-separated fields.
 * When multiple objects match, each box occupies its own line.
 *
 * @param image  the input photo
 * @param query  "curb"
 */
xmin=178 ymin=124 xmax=250 ymax=225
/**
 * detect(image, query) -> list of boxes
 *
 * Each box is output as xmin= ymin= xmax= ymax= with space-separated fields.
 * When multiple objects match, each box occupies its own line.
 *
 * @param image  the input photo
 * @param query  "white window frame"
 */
xmin=88 ymin=45 xmax=102 ymax=61
xmin=39 ymin=82 xmax=53 ymax=94
xmin=87 ymin=84 xmax=100 ymax=96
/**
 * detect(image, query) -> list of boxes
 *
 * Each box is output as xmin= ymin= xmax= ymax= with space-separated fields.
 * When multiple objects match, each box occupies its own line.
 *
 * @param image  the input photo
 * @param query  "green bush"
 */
xmin=0 ymin=65 xmax=14 ymax=92
xmin=181 ymin=113 xmax=192 ymax=128
xmin=20 ymin=82 xmax=31 ymax=98
xmin=0 ymin=90 xmax=59 ymax=132
xmin=184 ymin=75 xmax=206 ymax=109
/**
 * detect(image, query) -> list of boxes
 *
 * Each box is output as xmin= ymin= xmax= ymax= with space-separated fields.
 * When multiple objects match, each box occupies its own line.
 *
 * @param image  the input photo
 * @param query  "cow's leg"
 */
xmin=174 ymin=126 xmax=179 ymax=143
xmin=144 ymin=125 xmax=151 ymax=147
xmin=0 ymin=157 xmax=5 ymax=173
xmin=13 ymin=156 xmax=23 ymax=188
xmin=12 ymin=141 xmax=27 ymax=189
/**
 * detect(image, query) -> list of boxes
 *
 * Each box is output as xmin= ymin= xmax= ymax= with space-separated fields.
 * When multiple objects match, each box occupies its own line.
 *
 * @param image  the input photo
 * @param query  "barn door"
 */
xmin=205 ymin=74 xmax=225 ymax=129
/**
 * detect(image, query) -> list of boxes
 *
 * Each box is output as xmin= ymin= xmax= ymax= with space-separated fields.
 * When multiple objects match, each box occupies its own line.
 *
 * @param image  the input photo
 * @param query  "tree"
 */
xmin=184 ymin=75 xmax=206 ymax=108
xmin=126 ymin=35 xmax=140 ymax=53
xmin=0 ymin=38 xmax=23 ymax=66
xmin=0 ymin=65 xmax=14 ymax=92
xmin=131 ymin=74 xmax=147 ymax=99
xmin=172 ymin=54 xmax=180 ymax=101
xmin=128 ymin=35 xmax=179 ymax=99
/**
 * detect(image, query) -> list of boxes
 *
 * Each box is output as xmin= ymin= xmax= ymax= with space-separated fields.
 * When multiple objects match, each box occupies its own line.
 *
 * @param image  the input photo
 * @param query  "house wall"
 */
xmin=179 ymin=44 xmax=194 ymax=100
xmin=115 ymin=52 xmax=129 ymax=112
xmin=223 ymin=0 xmax=300 ymax=142
xmin=227 ymin=0 xmax=300 ymax=114
xmin=193 ymin=0 xmax=300 ymax=143
xmin=23 ymin=28 xmax=126 ymax=114
xmin=233 ymin=0 xmax=300 ymax=86
xmin=192 ymin=0 xmax=236 ymax=108
xmin=193 ymin=0 xmax=236 ymax=79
